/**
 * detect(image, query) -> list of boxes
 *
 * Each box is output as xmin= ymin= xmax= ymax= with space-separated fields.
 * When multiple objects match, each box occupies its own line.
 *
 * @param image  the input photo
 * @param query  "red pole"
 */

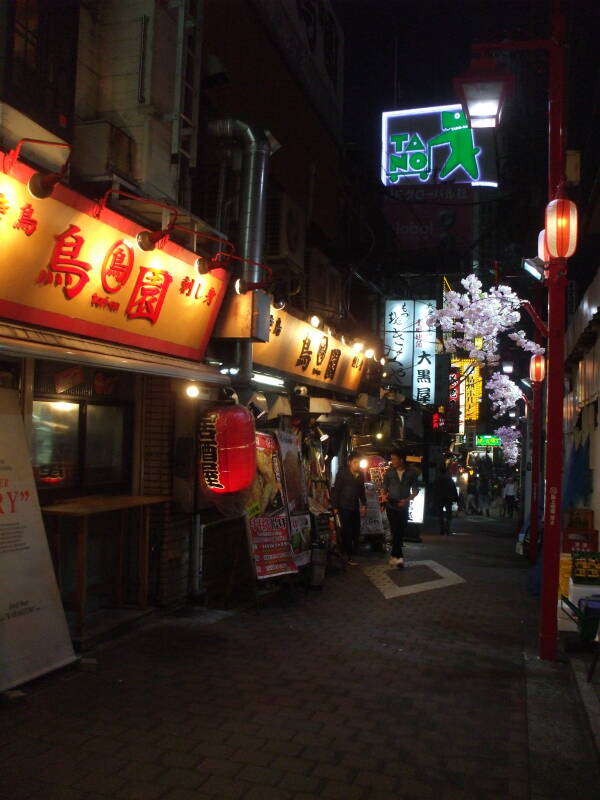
xmin=539 ymin=0 xmax=567 ymax=661
xmin=528 ymin=379 xmax=542 ymax=563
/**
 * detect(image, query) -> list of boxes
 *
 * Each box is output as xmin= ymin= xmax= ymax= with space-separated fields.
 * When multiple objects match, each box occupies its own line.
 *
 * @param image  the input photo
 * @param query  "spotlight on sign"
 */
xmin=186 ymin=383 xmax=200 ymax=399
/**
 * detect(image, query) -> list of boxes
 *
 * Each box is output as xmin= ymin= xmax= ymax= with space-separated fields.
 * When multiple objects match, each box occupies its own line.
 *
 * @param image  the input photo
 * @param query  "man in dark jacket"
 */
xmin=382 ymin=450 xmax=419 ymax=567
xmin=433 ymin=465 xmax=459 ymax=535
xmin=331 ymin=451 xmax=367 ymax=565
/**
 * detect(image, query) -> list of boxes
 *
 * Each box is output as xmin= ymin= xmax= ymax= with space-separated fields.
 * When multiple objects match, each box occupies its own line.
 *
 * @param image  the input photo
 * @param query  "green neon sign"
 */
xmin=476 ymin=435 xmax=501 ymax=447
xmin=381 ymin=104 xmax=497 ymax=188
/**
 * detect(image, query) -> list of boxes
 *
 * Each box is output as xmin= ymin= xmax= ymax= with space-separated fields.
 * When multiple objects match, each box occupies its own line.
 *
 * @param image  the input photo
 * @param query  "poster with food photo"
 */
xmin=290 ymin=513 xmax=312 ymax=566
xmin=275 ymin=430 xmax=308 ymax=514
xmin=246 ymin=432 xmax=297 ymax=579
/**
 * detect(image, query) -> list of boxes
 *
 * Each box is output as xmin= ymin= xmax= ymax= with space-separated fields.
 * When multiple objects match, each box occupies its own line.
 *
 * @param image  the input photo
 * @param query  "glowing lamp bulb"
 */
xmin=186 ymin=383 xmax=200 ymax=398
xmin=359 ymin=458 xmax=368 ymax=469
xmin=375 ymin=432 xmax=383 ymax=440
xmin=365 ymin=348 xmax=375 ymax=359
xmin=380 ymin=357 xmax=386 ymax=366
xmin=353 ymin=341 xmax=364 ymax=353
xmin=310 ymin=315 xmax=321 ymax=328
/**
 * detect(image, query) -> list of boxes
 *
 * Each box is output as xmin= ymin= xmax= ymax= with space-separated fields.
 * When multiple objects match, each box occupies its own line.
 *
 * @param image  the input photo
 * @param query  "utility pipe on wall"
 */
xmin=208 ymin=119 xmax=273 ymax=385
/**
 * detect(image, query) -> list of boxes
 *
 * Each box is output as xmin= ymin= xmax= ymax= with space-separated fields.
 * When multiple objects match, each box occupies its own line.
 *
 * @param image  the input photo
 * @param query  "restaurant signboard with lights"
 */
xmin=252 ymin=308 xmax=365 ymax=393
xmin=0 ymin=157 xmax=228 ymax=360
xmin=381 ymin=104 xmax=497 ymax=187
xmin=384 ymin=300 xmax=414 ymax=390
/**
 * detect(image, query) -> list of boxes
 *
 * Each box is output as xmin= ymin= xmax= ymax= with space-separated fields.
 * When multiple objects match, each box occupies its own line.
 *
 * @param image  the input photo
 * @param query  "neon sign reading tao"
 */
xmin=381 ymin=104 xmax=497 ymax=188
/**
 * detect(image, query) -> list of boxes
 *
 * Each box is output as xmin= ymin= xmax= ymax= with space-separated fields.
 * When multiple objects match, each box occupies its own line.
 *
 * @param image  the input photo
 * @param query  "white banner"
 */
xmin=384 ymin=300 xmax=414 ymax=388
xmin=0 ymin=389 xmax=75 ymax=692
xmin=412 ymin=300 xmax=437 ymax=404
xmin=361 ymin=483 xmax=384 ymax=536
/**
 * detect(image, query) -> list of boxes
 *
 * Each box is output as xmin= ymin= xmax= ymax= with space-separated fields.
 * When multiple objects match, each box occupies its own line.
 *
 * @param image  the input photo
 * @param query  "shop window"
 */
xmin=84 ymin=405 xmax=126 ymax=486
xmin=32 ymin=362 xmax=132 ymax=497
xmin=32 ymin=400 xmax=80 ymax=488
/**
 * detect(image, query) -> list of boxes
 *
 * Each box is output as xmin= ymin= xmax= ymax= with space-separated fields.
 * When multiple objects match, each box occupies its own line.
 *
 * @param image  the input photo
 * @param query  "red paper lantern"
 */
xmin=198 ymin=405 xmax=256 ymax=494
xmin=545 ymin=198 xmax=577 ymax=259
xmin=537 ymin=229 xmax=550 ymax=262
xmin=530 ymin=354 xmax=546 ymax=383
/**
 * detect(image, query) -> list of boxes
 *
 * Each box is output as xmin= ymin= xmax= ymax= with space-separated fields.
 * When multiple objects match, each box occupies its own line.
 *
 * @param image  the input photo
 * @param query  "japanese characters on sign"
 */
xmin=253 ymin=307 xmax=364 ymax=393
xmin=384 ymin=300 xmax=414 ymax=389
xmin=0 ymin=166 xmax=227 ymax=360
xmin=446 ymin=365 xmax=461 ymax=434
xmin=412 ymin=300 xmax=436 ymax=405
xmin=451 ymin=358 xmax=482 ymax=433
xmin=381 ymin=104 xmax=497 ymax=188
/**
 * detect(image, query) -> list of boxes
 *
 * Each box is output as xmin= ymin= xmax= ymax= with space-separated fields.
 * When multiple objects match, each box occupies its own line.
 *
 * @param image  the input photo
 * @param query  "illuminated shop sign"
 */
xmin=384 ymin=299 xmax=437 ymax=404
xmin=252 ymin=307 xmax=364 ymax=393
xmin=412 ymin=300 xmax=436 ymax=405
xmin=0 ymin=158 xmax=228 ymax=360
xmin=381 ymin=104 xmax=497 ymax=187
xmin=476 ymin=435 xmax=501 ymax=447
xmin=451 ymin=358 xmax=483 ymax=431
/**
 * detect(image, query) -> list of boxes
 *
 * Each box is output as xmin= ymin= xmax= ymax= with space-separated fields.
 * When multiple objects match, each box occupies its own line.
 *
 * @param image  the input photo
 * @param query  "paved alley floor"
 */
xmin=2 ymin=518 xmax=599 ymax=800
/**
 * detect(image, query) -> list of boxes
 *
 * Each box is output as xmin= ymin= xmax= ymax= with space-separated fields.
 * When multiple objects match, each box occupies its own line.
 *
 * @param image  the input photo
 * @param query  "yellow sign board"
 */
xmin=253 ymin=308 xmax=365 ymax=393
xmin=0 ymin=160 xmax=228 ymax=360
xmin=451 ymin=358 xmax=482 ymax=423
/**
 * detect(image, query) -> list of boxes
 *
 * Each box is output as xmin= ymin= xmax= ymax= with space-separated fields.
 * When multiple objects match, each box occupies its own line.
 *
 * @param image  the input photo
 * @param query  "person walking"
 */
xmin=503 ymin=477 xmax=518 ymax=519
xmin=331 ymin=451 xmax=367 ymax=565
xmin=466 ymin=473 xmax=480 ymax=515
xmin=382 ymin=449 xmax=419 ymax=567
xmin=478 ymin=475 xmax=491 ymax=517
xmin=433 ymin=465 xmax=459 ymax=535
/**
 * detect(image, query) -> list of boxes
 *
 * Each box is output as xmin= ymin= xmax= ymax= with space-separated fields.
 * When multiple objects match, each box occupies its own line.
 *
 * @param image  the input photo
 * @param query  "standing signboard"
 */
xmin=246 ymin=432 xmax=297 ymax=579
xmin=0 ymin=389 xmax=76 ymax=692
xmin=275 ymin=429 xmax=311 ymax=567
xmin=360 ymin=483 xmax=385 ymax=537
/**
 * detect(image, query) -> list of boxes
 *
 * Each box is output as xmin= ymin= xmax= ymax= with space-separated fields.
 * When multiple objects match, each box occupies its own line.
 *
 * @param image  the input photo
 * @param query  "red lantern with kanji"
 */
xmin=198 ymin=405 xmax=256 ymax=494
xmin=530 ymin=354 xmax=546 ymax=383
xmin=545 ymin=197 xmax=577 ymax=259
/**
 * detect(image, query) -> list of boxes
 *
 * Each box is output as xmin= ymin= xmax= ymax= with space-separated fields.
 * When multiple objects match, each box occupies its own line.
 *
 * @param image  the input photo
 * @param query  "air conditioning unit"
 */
xmin=264 ymin=193 xmax=306 ymax=271
xmin=72 ymin=120 xmax=135 ymax=181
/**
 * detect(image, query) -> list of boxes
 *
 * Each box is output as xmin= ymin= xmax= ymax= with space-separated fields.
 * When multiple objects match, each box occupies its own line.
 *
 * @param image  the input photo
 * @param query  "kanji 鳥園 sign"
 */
xmin=0 ymin=160 xmax=228 ymax=360
xmin=252 ymin=307 xmax=365 ymax=393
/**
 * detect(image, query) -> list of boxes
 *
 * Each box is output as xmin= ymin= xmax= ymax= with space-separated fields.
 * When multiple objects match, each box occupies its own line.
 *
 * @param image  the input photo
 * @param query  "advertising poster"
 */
xmin=275 ymin=430 xmax=308 ymax=514
xmin=0 ymin=389 xmax=76 ymax=692
xmin=246 ymin=432 xmax=297 ymax=579
xmin=290 ymin=513 xmax=312 ymax=566
xmin=361 ymin=483 xmax=385 ymax=536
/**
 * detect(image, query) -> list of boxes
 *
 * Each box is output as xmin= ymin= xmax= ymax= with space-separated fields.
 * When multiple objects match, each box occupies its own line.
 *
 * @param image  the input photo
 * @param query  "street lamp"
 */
xmin=453 ymin=58 xmax=513 ymax=128
xmin=545 ymin=195 xmax=578 ymax=258
xmin=522 ymin=257 xmax=545 ymax=281
xmin=501 ymin=361 xmax=514 ymax=374
xmin=530 ymin=354 xmax=546 ymax=383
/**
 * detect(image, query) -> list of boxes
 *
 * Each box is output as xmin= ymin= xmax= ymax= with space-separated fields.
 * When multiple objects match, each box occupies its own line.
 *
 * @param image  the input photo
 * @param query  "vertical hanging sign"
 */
xmin=412 ymin=300 xmax=437 ymax=404
xmin=446 ymin=365 xmax=461 ymax=434
xmin=0 ymin=389 xmax=76 ymax=692
xmin=384 ymin=300 xmax=414 ymax=388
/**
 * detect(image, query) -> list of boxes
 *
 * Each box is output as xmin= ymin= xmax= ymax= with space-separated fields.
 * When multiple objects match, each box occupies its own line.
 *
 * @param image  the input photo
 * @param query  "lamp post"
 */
xmin=456 ymin=0 xmax=573 ymax=659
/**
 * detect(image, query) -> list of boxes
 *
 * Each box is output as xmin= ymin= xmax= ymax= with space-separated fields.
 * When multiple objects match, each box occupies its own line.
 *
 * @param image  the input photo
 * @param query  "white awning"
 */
xmin=0 ymin=322 xmax=229 ymax=386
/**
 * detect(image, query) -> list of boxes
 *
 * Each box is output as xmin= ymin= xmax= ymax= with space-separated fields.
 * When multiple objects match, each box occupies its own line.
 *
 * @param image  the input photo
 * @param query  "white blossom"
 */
xmin=428 ymin=274 xmax=545 ymax=363
xmin=495 ymin=425 xmax=521 ymax=465
xmin=485 ymin=373 xmax=523 ymax=417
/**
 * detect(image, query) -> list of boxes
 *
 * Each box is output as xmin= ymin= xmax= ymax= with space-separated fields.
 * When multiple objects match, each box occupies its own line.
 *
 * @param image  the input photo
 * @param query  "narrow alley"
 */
xmin=3 ymin=520 xmax=598 ymax=800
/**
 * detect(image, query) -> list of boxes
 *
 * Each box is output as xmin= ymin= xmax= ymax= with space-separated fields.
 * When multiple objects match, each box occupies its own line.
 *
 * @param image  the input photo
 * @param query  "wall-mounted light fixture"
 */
xmin=94 ymin=188 xmax=178 ymax=251
xmin=3 ymin=138 xmax=73 ymax=199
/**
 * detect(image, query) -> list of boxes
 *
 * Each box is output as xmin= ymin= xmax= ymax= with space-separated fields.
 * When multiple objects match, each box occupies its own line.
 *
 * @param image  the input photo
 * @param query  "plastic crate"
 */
xmin=572 ymin=552 xmax=600 ymax=584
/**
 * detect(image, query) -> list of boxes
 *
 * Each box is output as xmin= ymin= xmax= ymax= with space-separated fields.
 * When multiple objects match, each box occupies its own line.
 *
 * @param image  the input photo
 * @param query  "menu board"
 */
xmin=246 ymin=433 xmax=297 ymax=579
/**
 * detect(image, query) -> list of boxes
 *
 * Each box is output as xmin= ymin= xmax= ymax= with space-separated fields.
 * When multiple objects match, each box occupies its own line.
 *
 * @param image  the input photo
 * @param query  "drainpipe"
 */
xmin=208 ymin=119 xmax=273 ymax=387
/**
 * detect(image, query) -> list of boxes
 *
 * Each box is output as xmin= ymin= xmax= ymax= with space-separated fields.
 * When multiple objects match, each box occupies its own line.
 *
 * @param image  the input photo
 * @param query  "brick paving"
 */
xmin=2 ymin=517 xmax=598 ymax=798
